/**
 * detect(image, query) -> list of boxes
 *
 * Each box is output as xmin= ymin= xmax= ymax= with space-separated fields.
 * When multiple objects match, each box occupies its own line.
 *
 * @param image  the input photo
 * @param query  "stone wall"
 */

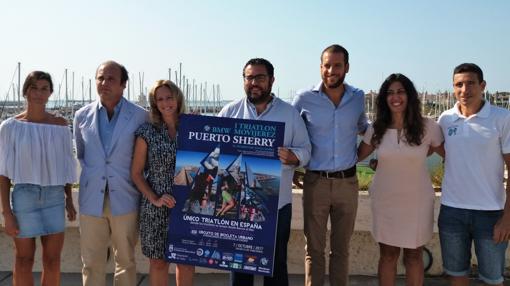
xmin=0 ymin=190 xmax=507 ymax=275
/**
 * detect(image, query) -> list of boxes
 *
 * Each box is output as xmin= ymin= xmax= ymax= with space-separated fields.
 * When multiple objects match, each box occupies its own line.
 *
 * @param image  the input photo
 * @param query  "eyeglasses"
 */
xmin=243 ymin=74 xmax=268 ymax=83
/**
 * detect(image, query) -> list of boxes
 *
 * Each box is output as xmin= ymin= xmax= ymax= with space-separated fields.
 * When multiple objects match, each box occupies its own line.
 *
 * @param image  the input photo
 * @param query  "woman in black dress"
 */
xmin=131 ymin=80 xmax=194 ymax=286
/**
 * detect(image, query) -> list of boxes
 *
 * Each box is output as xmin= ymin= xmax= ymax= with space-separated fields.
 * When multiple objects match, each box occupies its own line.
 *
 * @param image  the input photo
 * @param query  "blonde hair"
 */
xmin=148 ymin=80 xmax=186 ymax=125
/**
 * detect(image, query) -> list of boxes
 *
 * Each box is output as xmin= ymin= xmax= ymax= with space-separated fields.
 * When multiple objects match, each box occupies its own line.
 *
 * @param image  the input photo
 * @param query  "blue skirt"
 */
xmin=11 ymin=184 xmax=65 ymax=238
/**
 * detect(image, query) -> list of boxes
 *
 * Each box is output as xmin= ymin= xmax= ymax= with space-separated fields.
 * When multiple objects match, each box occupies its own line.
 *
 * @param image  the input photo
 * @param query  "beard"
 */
xmin=324 ymin=74 xmax=346 ymax=89
xmin=246 ymin=85 xmax=272 ymax=105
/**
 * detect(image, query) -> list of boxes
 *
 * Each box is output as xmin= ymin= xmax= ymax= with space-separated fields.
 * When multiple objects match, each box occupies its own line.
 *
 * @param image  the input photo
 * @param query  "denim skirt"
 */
xmin=11 ymin=184 xmax=65 ymax=238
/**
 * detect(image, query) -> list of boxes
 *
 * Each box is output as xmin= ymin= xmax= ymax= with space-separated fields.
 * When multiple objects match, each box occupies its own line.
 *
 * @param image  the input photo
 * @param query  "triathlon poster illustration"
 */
xmin=166 ymin=114 xmax=285 ymax=276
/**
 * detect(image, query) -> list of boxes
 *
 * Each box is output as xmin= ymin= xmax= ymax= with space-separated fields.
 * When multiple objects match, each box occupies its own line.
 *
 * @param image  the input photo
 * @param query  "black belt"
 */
xmin=310 ymin=166 xmax=356 ymax=179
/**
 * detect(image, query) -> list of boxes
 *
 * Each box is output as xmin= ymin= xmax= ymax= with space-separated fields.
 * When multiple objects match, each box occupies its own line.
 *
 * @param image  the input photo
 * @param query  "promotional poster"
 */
xmin=166 ymin=114 xmax=285 ymax=276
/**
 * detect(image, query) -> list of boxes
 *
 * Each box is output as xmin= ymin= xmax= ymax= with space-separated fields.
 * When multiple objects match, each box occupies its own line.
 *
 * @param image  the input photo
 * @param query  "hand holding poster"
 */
xmin=166 ymin=114 xmax=285 ymax=276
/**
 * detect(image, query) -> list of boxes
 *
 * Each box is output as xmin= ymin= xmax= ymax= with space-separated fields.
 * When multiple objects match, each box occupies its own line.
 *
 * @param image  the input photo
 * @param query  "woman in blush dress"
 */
xmin=131 ymin=80 xmax=194 ymax=286
xmin=0 ymin=71 xmax=77 ymax=286
xmin=358 ymin=73 xmax=443 ymax=286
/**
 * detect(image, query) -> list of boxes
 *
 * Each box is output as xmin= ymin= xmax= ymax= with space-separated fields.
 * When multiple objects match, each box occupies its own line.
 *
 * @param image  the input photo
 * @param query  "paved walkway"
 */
xmin=3 ymin=272 xmax=506 ymax=285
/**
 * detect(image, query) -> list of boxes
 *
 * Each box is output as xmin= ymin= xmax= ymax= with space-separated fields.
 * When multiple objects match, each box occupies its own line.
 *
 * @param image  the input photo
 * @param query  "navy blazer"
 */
xmin=74 ymin=98 xmax=148 ymax=216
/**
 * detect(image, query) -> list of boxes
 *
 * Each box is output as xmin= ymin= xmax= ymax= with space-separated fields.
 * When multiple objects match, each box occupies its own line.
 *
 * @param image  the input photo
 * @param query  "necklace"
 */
xmin=396 ymin=128 xmax=403 ymax=144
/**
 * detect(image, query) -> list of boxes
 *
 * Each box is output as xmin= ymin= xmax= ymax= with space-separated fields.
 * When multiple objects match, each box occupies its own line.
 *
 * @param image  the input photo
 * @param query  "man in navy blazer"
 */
xmin=74 ymin=60 xmax=148 ymax=286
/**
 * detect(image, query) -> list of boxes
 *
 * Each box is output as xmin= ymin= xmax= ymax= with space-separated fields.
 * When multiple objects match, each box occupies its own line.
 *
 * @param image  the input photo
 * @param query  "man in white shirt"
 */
xmin=438 ymin=63 xmax=510 ymax=286
xmin=218 ymin=58 xmax=311 ymax=286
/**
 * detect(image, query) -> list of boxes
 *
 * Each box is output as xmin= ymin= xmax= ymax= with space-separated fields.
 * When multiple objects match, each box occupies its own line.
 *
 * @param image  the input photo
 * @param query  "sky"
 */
xmin=1 ymin=0 xmax=509 ymax=103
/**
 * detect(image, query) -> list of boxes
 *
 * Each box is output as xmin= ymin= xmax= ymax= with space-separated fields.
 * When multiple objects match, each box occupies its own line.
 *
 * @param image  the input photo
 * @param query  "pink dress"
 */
xmin=363 ymin=118 xmax=443 ymax=248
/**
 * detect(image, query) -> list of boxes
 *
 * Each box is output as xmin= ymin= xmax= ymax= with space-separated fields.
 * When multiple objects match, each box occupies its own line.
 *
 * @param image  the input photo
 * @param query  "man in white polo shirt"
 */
xmin=438 ymin=63 xmax=510 ymax=286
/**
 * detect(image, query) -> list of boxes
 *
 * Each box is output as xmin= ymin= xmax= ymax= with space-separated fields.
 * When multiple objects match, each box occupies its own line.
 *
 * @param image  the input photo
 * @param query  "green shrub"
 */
xmin=429 ymin=162 xmax=444 ymax=189
xmin=357 ymin=166 xmax=374 ymax=191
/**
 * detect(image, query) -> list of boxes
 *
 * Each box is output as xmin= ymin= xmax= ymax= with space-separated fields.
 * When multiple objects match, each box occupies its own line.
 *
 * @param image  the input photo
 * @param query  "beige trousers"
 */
xmin=80 ymin=194 xmax=139 ymax=286
xmin=303 ymin=171 xmax=359 ymax=286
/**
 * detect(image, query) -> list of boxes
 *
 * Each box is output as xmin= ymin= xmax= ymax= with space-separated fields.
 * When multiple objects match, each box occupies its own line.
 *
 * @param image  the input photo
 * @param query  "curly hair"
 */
xmin=148 ymin=80 xmax=186 ymax=126
xmin=371 ymin=73 xmax=424 ymax=147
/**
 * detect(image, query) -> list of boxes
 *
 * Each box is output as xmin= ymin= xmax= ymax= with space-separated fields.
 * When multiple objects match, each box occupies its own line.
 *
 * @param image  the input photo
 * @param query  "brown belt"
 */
xmin=309 ymin=166 xmax=356 ymax=179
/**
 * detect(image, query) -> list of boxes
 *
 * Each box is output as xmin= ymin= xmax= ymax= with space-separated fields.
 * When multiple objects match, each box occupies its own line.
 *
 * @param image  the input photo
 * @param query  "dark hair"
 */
xmin=243 ymin=58 xmax=274 ymax=78
xmin=97 ymin=60 xmax=129 ymax=84
xmin=321 ymin=44 xmax=349 ymax=64
xmin=22 ymin=71 xmax=54 ymax=96
xmin=453 ymin=63 xmax=484 ymax=83
xmin=371 ymin=73 xmax=424 ymax=147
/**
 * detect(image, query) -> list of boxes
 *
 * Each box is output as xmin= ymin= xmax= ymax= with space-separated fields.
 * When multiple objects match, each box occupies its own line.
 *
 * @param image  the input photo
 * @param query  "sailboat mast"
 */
xmin=179 ymin=62 xmax=182 ymax=88
xmin=89 ymin=79 xmax=92 ymax=103
xmin=17 ymin=62 xmax=21 ymax=111
xmin=72 ymin=71 xmax=75 ymax=107
xmin=81 ymin=76 xmax=85 ymax=105
xmin=65 ymin=69 xmax=68 ymax=109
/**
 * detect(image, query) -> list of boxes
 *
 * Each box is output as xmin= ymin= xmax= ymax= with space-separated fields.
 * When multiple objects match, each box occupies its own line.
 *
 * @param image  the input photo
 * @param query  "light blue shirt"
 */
xmin=292 ymin=82 xmax=367 ymax=172
xmin=98 ymin=98 xmax=124 ymax=155
xmin=218 ymin=95 xmax=311 ymax=209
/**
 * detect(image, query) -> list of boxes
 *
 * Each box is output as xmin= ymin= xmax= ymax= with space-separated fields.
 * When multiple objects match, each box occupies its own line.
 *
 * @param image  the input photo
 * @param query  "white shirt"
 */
xmin=218 ymin=96 xmax=311 ymax=209
xmin=0 ymin=118 xmax=78 ymax=186
xmin=439 ymin=102 xmax=510 ymax=210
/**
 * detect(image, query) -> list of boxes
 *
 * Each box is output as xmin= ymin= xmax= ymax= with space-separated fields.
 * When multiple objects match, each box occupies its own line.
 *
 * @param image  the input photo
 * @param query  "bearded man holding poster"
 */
xmin=218 ymin=58 xmax=311 ymax=286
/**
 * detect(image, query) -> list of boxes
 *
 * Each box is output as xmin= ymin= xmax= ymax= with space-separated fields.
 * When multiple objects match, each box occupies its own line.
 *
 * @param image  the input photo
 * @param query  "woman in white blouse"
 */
xmin=0 ymin=71 xmax=77 ymax=286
